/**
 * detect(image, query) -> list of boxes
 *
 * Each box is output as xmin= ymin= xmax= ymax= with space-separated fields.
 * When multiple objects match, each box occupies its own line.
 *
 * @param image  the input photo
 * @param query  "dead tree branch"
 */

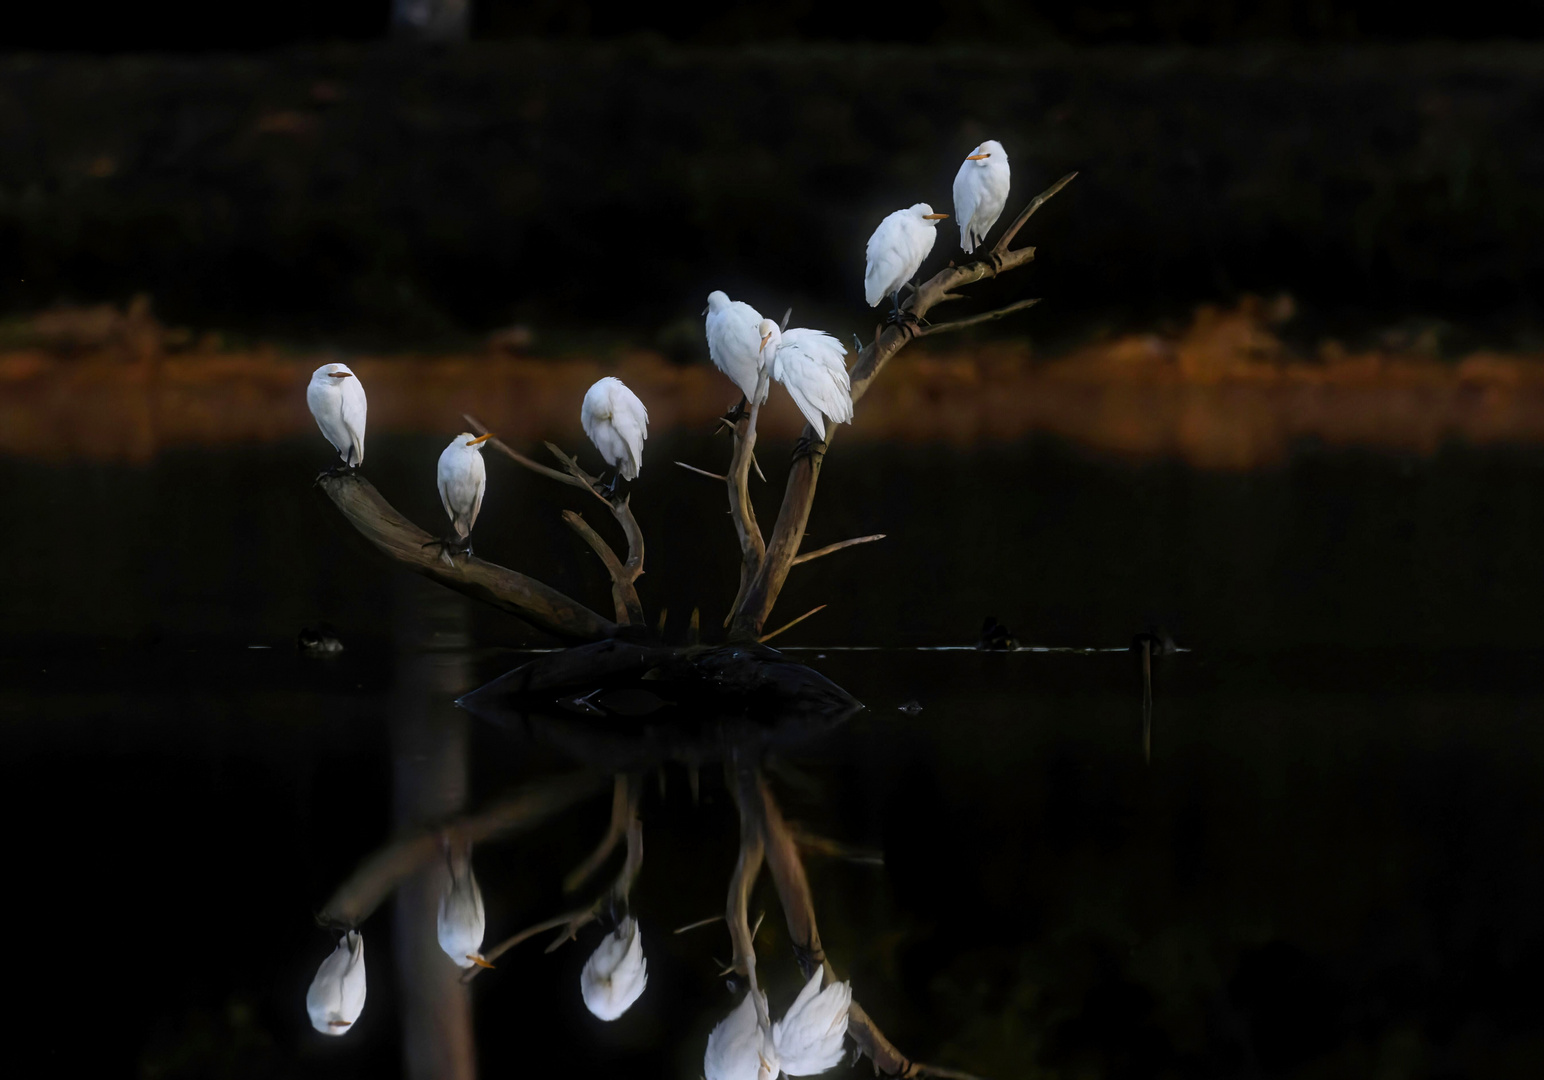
xmin=791 ymin=534 xmax=886 ymax=567
xmin=750 ymin=771 xmax=986 ymax=1080
xmin=724 ymin=404 xmax=768 ymax=628
xmin=758 ymin=604 xmax=827 ymax=644
xmin=318 ymin=771 xmax=604 ymax=929
xmin=727 ymin=748 xmax=771 ymax=1026
xmin=563 ymin=774 xmax=631 ymax=894
xmin=726 ymin=173 xmax=1076 ymax=641
xmin=470 ymin=773 xmax=644 ymax=979
xmin=917 ymin=297 xmax=1040 ymax=338
xmin=464 ymin=414 xmax=645 ymax=627
xmin=316 ymin=473 xmax=615 ymax=641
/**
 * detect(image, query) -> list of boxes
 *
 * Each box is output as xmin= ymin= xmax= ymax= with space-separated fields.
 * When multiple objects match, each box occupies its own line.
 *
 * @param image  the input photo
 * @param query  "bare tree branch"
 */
xmin=758 ymin=604 xmax=827 ymax=644
xmin=318 ymin=771 xmax=604 ymax=929
xmin=677 ymin=461 xmax=729 ymax=482
xmin=724 ymin=403 xmax=768 ymax=628
xmin=316 ymin=473 xmax=615 ymax=641
xmin=791 ymin=534 xmax=886 ymax=566
xmin=918 ymin=297 xmax=1040 ymax=338
xmin=726 ymin=748 xmax=771 ymax=1026
xmin=464 ymin=414 xmax=645 ymax=627
xmin=728 ymin=174 xmax=1075 ymax=640
xmin=563 ymin=774 xmax=630 ymax=894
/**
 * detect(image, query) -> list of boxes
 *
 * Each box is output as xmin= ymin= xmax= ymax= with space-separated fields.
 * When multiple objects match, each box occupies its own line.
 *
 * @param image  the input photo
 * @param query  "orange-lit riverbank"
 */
xmin=5 ymin=301 xmax=1544 ymax=468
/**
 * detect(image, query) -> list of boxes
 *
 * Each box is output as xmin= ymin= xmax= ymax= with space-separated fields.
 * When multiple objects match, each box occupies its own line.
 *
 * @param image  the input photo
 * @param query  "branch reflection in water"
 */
xmin=305 ymin=621 xmax=983 ymax=1079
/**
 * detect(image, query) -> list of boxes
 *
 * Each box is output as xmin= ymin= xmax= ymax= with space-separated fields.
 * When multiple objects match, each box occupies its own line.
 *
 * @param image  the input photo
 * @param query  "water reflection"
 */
xmin=311 ymin=615 xmax=966 ymax=1078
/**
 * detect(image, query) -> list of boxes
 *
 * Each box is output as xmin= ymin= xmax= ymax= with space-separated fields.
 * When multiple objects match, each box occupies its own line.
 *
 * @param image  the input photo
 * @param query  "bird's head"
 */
xmin=756 ymin=319 xmax=781 ymax=355
xmin=912 ymin=203 xmax=949 ymax=226
xmin=705 ymin=290 xmax=730 ymax=316
xmin=964 ymin=139 xmax=1006 ymax=167
xmin=463 ymin=433 xmax=494 ymax=450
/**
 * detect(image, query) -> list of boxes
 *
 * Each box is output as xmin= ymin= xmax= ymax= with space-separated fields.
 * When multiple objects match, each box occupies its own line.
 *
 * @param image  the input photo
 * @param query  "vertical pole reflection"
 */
xmin=391 ymin=577 xmax=476 ymax=1080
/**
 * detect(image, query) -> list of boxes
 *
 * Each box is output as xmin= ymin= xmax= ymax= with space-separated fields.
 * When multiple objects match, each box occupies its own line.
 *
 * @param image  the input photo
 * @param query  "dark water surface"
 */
xmin=4 ymin=433 xmax=1544 ymax=1078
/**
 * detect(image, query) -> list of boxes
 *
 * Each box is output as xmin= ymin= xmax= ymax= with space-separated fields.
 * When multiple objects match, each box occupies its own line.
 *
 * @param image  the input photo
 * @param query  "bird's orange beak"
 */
xmin=760 ymin=332 xmax=772 ymax=351
xmin=923 ymin=213 xmax=949 ymax=219
xmin=329 ymin=372 xmax=353 ymax=378
xmin=466 ymin=433 xmax=494 ymax=446
xmin=329 ymin=1020 xmax=352 ymax=1027
xmin=966 ymin=153 xmax=990 ymax=160
xmin=468 ymin=954 xmax=495 ymax=969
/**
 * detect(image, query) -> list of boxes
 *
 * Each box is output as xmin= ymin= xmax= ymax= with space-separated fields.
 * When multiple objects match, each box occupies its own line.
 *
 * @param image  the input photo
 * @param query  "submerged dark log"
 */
xmin=457 ymin=640 xmax=862 ymax=770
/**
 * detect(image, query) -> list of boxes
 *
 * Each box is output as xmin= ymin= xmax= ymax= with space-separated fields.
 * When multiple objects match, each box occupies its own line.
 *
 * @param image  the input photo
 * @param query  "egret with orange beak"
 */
xmin=306 ymin=362 xmax=367 ymax=471
xmin=952 ymin=139 xmax=1011 ymax=254
xmin=431 ymin=432 xmax=494 ymax=559
xmin=864 ymin=203 xmax=948 ymax=323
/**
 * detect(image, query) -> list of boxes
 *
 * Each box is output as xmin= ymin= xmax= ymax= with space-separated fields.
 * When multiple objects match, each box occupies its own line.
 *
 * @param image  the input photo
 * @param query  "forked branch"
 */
xmin=465 ymin=414 xmax=645 ymax=627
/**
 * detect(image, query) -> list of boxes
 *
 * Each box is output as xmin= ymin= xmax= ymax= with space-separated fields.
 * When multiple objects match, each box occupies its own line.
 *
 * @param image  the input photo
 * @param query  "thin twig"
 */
xmin=993 ymin=170 xmax=1078 ymax=254
xmin=677 ymin=461 xmax=728 ymax=482
xmin=563 ymin=775 xmax=630 ymax=894
xmin=791 ymin=534 xmax=886 ymax=566
xmin=464 ymin=413 xmax=580 ymax=489
xmin=758 ymin=604 xmax=827 ymax=644
xmin=918 ymin=298 xmax=1041 ymax=338
xmin=673 ymin=914 xmax=725 ymax=935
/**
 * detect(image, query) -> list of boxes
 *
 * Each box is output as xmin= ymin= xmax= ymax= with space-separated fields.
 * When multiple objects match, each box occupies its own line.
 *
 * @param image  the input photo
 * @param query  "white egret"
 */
xmin=306 ymin=362 xmax=367 ymax=470
xmin=581 ymin=377 xmax=649 ymax=497
xmin=432 ymin=432 xmax=493 ymax=558
xmin=864 ymin=203 xmax=948 ymax=322
xmin=436 ymin=848 xmax=491 ymax=970
xmin=952 ymin=139 xmax=1011 ymax=254
xmin=772 ymin=970 xmax=852 ymax=1077
xmin=705 ymin=291 xmax=770 ymax=412
xmin=580 ymin=916 xmax=648 ymax=1020
xmin=705 ymin=990 xmax=780 ymax=1080
xmin=758 ymin=320 xmax=853 ymax=443
xmin=305 ymin=930 xmax=367 ymax=1036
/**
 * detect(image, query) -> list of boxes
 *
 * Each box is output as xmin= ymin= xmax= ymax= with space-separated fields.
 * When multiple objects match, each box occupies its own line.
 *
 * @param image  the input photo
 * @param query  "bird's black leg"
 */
xmin=596 ymin=471 xmax=622 ymax=500
xmin=720 ymin=395 xmax=749 ymax=426
xmin=791 ymin=433 xmax=825 ymax=461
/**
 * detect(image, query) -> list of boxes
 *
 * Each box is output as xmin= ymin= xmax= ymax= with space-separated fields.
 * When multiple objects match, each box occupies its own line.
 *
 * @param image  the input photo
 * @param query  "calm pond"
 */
xmin=4 ymin=431 xmax=1543 ymax=1078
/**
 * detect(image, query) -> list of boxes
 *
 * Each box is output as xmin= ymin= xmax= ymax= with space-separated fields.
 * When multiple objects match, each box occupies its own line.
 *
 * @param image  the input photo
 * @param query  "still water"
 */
xmin=4 ymin=432 xmax=1544 ymax=1078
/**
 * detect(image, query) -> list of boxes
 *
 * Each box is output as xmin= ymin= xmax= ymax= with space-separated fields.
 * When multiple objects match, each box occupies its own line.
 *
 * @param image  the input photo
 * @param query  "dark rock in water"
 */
xmin=457 ymin=639 xmax=863 ymax=771
xmin=897 ymin=700 xmax=923 ymax=716
xmin=976 ymin=617 xmax=1018 ymax=651
xmin=297 ymin=623 xmax=344 ymax=654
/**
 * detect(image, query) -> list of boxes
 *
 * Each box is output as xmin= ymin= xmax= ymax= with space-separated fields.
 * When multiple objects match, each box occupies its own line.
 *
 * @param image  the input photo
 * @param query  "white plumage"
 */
xmin=435 ymin=850 xmax=489 ymax=970
xmin=580 ymin=917 xmax=648 ymax=1021
xmin=306 ymin=362 xmax=368 ymax=467
xmin=772 ymin=970 xmax=852 ymax=1077
xmin=436 ymin=433 xmax=492 ymax=542
xmin=305 ymin=930 xmax=367 ymax=1036
xmin=952 ymin=139 xmax=1011 ymax=254
xmin=581 ymin=377 xmax=649 ymax=481
xmin=705 ymin=291 xmax=770 ymax=405
xmin=759 ymin=320 xmax=853 ymax=441
xmin=863 ymin=203 xmax=948 ymax=311
xmin=705 ymin=991 xmax=781 ymax=1080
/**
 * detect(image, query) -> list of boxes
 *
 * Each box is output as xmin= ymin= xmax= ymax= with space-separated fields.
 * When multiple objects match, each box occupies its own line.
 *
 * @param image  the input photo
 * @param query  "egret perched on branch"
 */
xmin=864 ymin=203 xmax=948 ymax=322
xmin=306 ymin=930 xmax=367 ymax=1036
xmin=952 ymin=139 xmax=1010 ymax=254
xmin=306 ymin=362 xmax=367 ymax=470
xmin=772 ymin=970 xmax=853 ymax=1076
xmin=432 ymin=432 xmax=493 ymax=558
xmin=580 ymin=917 xmax=648 ymax=1020
xmin=705 ymin=990 xmax=780 ymax=1080
xmin=758 ymin=319 xmax=853 ymax=443
xmin=436 ymin=846 xmax=491 ymax=970
xmin=705 ymin=291 xmax=769 ymax=414
xmin=582 ymin=377 xmax=649 ymax=498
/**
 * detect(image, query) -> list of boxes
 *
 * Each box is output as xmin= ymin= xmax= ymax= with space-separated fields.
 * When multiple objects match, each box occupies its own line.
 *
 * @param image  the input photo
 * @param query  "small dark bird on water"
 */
xmin=976 ymin=617 xmax=1018 ymax=651
xmin=297 ymin=624 xmax=344 ymax=654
